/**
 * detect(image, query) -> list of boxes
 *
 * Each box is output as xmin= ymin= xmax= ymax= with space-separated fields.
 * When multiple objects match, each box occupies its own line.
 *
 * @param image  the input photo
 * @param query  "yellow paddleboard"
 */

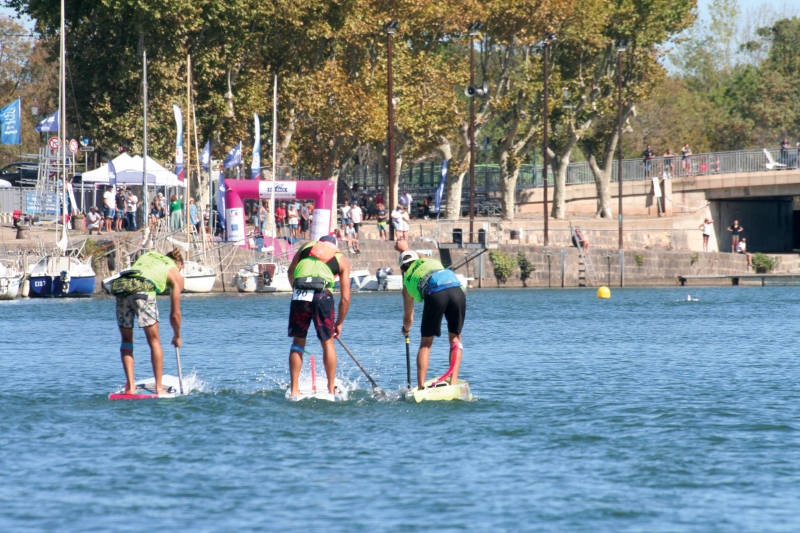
xmin=406 ymin=379 xmax=473 ymax=403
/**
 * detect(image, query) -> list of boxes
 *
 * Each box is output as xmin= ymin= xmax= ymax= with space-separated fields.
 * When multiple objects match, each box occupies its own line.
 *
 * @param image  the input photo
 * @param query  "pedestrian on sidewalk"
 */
xmin=699 ymin=217 xmax=713 ymax=252
xmin=376 ymin=202 xmax=388 ymax=241
xmin=642 ymin=145 xmax=654 ymax=178
xmin=727 ymin=220 xmax=743 ymax=253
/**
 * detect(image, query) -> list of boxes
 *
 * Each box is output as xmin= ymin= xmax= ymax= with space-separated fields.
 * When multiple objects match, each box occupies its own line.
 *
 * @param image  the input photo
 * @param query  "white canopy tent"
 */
xmin=82 ymin=153 xmax=185 ymax=187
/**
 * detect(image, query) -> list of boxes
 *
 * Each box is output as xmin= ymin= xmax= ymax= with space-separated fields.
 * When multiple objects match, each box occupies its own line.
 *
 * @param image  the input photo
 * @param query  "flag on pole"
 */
xmin=217 ymin=171 xmax=226 ymax=229
xmin=251 ymin=114 xmax=261 ymax=179
xmin=201 ymin=140 xmax=210 ymax=171
xmin=35 ymin=110 xmax=59 ymax=133
xmin=108 ymin=160 xmax=117 ymax=186
xmin=224 ymin=141 xmax=242 ymax=169
xmin=0 ymin=98 xmax=21 ymax=145
xmin=172 ymin=104 xmax=184 ymax=181
xmin=434 ymin=159 xmax=448 ymax=213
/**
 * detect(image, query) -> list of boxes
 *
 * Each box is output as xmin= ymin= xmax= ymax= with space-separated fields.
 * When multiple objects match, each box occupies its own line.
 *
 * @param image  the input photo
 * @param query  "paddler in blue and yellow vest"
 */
xmin=396 ymin=240 xmax=466 ymax=390
xmin=286 ymin=235 xmax=351 ymax=397
xmin=114 ymin=249 xmax=184 ymax=396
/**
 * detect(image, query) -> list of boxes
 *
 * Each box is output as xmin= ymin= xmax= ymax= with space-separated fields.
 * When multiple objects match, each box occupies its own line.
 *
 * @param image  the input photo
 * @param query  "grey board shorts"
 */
xmin=116 ymin=293 xmax=159 ymax=328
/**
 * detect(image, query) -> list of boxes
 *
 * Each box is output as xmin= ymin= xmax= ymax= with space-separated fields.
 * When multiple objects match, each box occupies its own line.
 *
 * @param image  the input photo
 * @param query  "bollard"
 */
xmin=16 ymin=226 xmax=30 ymax=240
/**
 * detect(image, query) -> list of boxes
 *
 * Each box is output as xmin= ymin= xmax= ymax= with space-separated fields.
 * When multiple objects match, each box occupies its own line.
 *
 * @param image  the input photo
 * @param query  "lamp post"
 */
xmin=616 ymin=39 xmax=628 ymax=252
xmin=386 ymin=20 xmax=398 ymax=241
xmin=468 ymin=23 xmax=482 ymax=243
xmin=542 ymin=33 xmax=555 ymax=246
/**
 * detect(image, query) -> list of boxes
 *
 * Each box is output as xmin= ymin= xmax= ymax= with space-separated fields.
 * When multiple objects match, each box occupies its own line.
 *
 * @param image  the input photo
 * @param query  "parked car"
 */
xmin=0 ymin=162 xmax=38 ymax=187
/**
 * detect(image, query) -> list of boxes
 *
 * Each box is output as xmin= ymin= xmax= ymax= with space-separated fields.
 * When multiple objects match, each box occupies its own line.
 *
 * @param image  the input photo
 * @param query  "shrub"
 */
xmin=691 ymin=253 xmax=699 ymax=265
xmin=751 ymin=253 xmax=777 ymax=273
xmin=516 ymin=251 xmax=535 ymax=287
xmin=635 ymin=254 xmax=644 ymax=267
xmin=488 ymin=250 xmax=517 ymax=286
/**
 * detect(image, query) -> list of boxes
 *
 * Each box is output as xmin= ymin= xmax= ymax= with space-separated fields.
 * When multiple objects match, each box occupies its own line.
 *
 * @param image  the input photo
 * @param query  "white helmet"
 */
xmin=399 ymin=250 xmax=419 ymax=267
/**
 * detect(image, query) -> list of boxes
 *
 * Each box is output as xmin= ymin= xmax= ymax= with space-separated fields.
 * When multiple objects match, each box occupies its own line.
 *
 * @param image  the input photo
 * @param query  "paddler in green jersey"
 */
xmin=286 ymin=235 xmax=351 ymax=397
xmin=115 ymin=249 xmax=184 ymax=395
xmin=396 ymin=240 xmax=466 ymax=390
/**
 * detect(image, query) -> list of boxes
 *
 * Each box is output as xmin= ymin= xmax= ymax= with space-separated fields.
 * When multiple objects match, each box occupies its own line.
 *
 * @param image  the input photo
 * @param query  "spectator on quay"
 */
xmin=149 ymin=198 xmax=164 ymax=229
xmin=399 ymin=189 xmax=413 ymax=210
xmin=367 ymin=196 xmax=377 ymax=220
xmin=275 ymin=202 xmax=287 ymax=236
xmin=126 ymin=190 xmax=139 ymax=231
xmin=727 ymin=219 xmax=744 ymax=253
xmin=340 ymin=202 xmax=351 ymax=232
xmin=203 ymin=203 xmax=211 ymax=230
xmin=780 ymin=137 xmax=790 ymax=165
xmin=699 ymin=217 xmax=713 ymax=252
xmin=399 ymin=205 xmax=411 ymax=240
xmin=663 ymin=148 xmax=675 ymax=178
xmin=189 ymin=198 xmax=200 ymax=233
xmin=681 ymin=143 xmax=692 ymax=176
xmin=299 ymin=201 xmax=310 ymax=239
xmin=287 ymin=202 xmax=299 ymax=238
xmin=359 ymin=194 xmax=369 ymax=220
xmin=251 ymin=205 xmax=261 ymax=234
xmin=345 ymin=223 xmax=361 ymax=254
xmin=157 ymin=191 xmax=167 ymax=211
xmin=169 ymin=194 xmax=183 ymax=231
xmin=375 ymin=189 xmax=385 ymax=206
xmin=391 ymin=204 xmax=404 ymax=240
xmin=334 ymin=228 xmax=359 ymax=255
xmin=572 ymin=227 xmax=590 ymax=255
xmin=737 ymin=238 xmax=753 ymax=266
xmin=86 ymin=206 xmax=103 ymax=235
xmin=103 ymin=185 xmax=115 ymax=233
xmin=422 ymin=196 xmax=433 ymax=219
xmin=349 ymin=200 xmax=363 ymax=237
xmin=258 ymin=201 xmax=268 ymax=235
xmin=115 ymin=188 xmax=126 ymax=231
xmin=642 ymin=144 xmax=655 ymax=178
xmin=350 ymin=183 xmax=360 ymax=204
xmin=376 ymin=202 xmax=388 ymax=241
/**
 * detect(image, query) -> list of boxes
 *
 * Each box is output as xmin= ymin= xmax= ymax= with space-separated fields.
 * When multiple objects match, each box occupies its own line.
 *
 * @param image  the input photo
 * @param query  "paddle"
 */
xmin=336 ymin=337 xmax=387 ymax=399
xmin=175 ymin=346 xmax=185 ymax=395
xmin=405 ymin=336 xmax=411 ymax=390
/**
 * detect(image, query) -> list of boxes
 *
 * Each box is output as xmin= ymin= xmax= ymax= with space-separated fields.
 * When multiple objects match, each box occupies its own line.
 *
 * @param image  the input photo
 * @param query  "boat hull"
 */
xmin=0 ymin=276 xmax=22 ymax=300
xmin=28 ymin=274 xmax=95 ymax=298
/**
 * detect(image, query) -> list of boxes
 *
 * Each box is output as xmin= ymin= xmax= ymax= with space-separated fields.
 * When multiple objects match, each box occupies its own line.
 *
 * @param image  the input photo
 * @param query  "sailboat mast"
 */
xmin=190 ymin=65 xmax=206 ymax=261
xmin=142 ymin=49 xmax=148 ymax=229
xmin=56 ymin=0 xmax=65 ymax=245
xmin=185 ymin=55 xmax=192 ymax=258
xmin=270 ymin=75 xmax=277 ymax=238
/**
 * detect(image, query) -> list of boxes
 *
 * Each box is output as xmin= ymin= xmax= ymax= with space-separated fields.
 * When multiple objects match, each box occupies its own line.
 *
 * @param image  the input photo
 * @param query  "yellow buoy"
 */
xmin=597 ymin=286 xmax=611 ymax=299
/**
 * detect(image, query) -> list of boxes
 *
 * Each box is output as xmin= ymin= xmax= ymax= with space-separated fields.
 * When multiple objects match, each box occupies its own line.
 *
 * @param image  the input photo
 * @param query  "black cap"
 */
xmin=319 ymin=235 xmax=338 ymax=247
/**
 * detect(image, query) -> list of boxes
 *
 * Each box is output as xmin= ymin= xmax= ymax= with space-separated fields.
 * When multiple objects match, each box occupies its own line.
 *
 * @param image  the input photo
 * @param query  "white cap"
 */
xmin=399 ymin=250 xmax=419 ymax=267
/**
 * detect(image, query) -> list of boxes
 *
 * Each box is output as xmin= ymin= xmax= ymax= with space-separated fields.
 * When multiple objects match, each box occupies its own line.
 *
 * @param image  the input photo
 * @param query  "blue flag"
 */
xmin=224 ymin=141 xmax=242 ymax=169
xmin=0 ymin=98 xmax=21 ymax=145
xmin=216 ymin=172 xmax=226 ymax=229
xmin=251 ymin=114 xmax=261 ymax=179
xmin=434 ymin=159 xmax=448 ymax=213
xmin=172 ymin=104 xmax=184 ymax=181
xmin=201 ymin=140 xmax=210 ymax=171
xmin=108 ymin=160 xmax=117 ymax=186
xmin=35 ymin=110 xmax=59 ymax=133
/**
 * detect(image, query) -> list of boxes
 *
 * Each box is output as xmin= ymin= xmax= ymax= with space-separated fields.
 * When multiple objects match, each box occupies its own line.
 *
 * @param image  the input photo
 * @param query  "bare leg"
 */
xmin=448 ymin=333 xmax=463 ymax=384
xmin=320 ymin=337 xmax=338 ymax=394
xmin=119 ymin=327 xmax=136 ymax=393
xmin=289 ymin=337 xmax=306 ymax=396
xmin=416 ymin=336 xmax=434 ymax=389
xmin=143 ymin=323 xmax=167 ymax=395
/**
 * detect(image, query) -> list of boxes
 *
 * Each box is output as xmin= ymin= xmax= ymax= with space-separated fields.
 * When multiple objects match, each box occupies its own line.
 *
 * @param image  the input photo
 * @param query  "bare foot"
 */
xmin=156 ymin=386 xmax=169 ymax=396
xmin=124 ymin=384 xmax=137 ymax=394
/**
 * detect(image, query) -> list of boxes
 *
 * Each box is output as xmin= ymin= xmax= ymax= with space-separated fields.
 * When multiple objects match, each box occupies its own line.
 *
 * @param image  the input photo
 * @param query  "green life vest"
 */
xmin=293 ymin=241 xmax=343 ymax=290
xmin=131 ymin=251 xmax=177 ymax=294
xmin=402 ymin=258 xmax=444 ymax=302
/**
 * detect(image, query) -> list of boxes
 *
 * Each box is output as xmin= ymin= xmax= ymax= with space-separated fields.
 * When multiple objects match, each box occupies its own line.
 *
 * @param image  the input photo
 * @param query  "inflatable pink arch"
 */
xmin=224 ymin=180 xmax=335 ymax=247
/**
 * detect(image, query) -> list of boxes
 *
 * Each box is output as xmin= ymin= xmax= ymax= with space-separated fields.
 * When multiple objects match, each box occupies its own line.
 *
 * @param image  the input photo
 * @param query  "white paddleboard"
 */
xmin=285 ymin=376 xmax=349 ymax=402
xmin=109 ymin=374 xmax=187 ymax=400
xmin=406 ymin=378 xmax=472 ymax=403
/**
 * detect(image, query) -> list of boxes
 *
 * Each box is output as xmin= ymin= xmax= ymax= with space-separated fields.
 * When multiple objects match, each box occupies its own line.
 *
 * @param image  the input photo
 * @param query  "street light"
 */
xmin=616 ymin=38 xmax=629 ymax=256
xmin=542 ymin=32 xmax=556 ymax=246
xmin=30 ymin=98 xmax=39 ymax=116
xmin=467 ymin=22 xmax=482 ymax=243
xmin=386 ymin=20 xmax=399 ymax=241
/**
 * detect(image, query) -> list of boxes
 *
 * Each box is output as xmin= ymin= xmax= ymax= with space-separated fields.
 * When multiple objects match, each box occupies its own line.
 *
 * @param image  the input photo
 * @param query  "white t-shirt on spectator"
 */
xmin=87 ymin=211 xmax=102 ymax=228
xmin=103 ymin=190 xmax=114 ymax=208
xmin=340 ymin=205 xmax=351 ymax=220
xmin=350 ymin=206 xmax=362 ymax=224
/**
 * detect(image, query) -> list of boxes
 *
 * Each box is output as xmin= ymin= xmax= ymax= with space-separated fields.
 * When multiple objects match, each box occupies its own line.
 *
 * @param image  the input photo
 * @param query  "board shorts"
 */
xmin=300 ymin=219 xmax=309 ymax=231
xmin=421 ymin=286 xmax=466 ymax=338
xmin=288 ymin=289 xmax=336 ymax=341
xmin=116 ymin=293 xmax=159 ymax=328
xmin=377 ymin=221 xmax=387 ymax=230
xmin=104 ymin=207 xmax=115 ymax=218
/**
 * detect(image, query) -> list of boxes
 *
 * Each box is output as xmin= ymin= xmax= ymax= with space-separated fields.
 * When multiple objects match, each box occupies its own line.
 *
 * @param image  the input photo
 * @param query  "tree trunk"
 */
xmin=550 ymin=153 xmax=572 ymax=219
xmin=498 ymin=150 xmax=519 ymax=220
xmin=588 ymin=154 xmax=612 ymax=218
xmin=444 ymin=170 xmax=466 ymax=219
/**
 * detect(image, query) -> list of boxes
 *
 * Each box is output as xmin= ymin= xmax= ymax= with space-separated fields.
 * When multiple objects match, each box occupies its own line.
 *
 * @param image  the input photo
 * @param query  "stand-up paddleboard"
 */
xmin=406 ymin=378 xmax=473 ymax=403
xmin=285 ymin=376 xmax=349 ymax=402
xmin=109 ymin=375 xmax=186 ymax=400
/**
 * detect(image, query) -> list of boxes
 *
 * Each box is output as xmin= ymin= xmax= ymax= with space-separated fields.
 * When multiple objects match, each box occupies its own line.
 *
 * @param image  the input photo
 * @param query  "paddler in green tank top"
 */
xmin=396 ymin=240 xmax=467 ymax=390
xmin=114 ymin=249 xmax=184 ymax=396
xmin=286 ymin=235 xmax=351 ymax=397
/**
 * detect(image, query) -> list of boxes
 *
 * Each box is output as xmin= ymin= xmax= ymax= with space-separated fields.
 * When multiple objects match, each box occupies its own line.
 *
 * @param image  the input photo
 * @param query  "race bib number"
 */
xmin=292 ymin=289 xmax=314 ymax=302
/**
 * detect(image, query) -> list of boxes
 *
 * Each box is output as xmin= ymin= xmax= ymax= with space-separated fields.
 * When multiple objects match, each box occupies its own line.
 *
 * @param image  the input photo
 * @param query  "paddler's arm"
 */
xmin=401 ymin=286 xmax=414 ymax=336
xmin=334 ymin=257 xmax=351 ymax=338
xmin=167 ymin=267 xmax=183 ymax=347
xmin=287 ymin=250 xmax=302 ymax=287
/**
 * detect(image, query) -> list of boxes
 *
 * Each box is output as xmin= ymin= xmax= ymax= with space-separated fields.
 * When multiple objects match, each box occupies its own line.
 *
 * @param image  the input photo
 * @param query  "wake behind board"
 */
xmin=285 ymin=376 xmax=349 ymax=402
xmin=406 ymin=378 xmax=473 ymax=403
xmin=109 ymin=374 xmax=186 ymax=400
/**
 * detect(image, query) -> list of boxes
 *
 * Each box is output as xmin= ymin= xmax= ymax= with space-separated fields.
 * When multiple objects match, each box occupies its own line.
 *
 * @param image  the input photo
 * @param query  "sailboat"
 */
xmin=0 ymin=260 xmax=24 ymax=300
xmin=28 ymin=0 xmax=96 ymax=298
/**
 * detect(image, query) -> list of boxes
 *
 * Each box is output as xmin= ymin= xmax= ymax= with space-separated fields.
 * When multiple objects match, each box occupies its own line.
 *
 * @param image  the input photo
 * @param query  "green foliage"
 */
xmin=634 ymin=254 xmax=644 ymax=267
xmin=82 ymin=239 xmax=109 ymax=274
xmin=488 ymin=250 xmax=517 ymax=286
xmin=751 ymin=253 xmax=777 ymax=274
xmin=516 ymin=251 xmax=535 ymax=287
xmin=691 ymin=253 xmax=699 ymax=265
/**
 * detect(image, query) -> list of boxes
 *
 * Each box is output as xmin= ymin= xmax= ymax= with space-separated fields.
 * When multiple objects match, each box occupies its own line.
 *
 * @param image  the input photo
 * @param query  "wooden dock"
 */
xmin=678 ymin=274 xmax=800 ymax=286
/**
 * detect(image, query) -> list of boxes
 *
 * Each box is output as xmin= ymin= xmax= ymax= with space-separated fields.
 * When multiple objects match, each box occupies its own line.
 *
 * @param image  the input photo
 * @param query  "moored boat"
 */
xmin=27 ymin=255 xmax=96 ymax=297
xmin=0 ymin=260 xmax=24 ymax=300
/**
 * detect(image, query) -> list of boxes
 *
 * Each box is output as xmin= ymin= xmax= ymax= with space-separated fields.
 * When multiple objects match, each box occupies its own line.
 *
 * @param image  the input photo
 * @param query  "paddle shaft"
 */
xmin=405 ymin=336 xmax=411 ymax=389
xmin=336 ymin=337 xmax=382 ymax=392
xmin=175 ymin=346 xmax=184 ymax=395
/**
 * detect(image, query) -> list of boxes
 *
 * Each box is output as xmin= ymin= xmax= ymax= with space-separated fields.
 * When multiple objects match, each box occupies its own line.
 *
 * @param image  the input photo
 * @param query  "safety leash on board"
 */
xmin=426 ymin=343 xmax=461 ymax=389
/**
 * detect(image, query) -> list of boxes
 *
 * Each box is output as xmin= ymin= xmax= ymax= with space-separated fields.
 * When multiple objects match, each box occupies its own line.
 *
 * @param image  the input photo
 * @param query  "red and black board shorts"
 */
xmin=420 ymin=287 xmax=466 ymax=338
xmin=288 ymin=289 xmax=336 ymax=341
